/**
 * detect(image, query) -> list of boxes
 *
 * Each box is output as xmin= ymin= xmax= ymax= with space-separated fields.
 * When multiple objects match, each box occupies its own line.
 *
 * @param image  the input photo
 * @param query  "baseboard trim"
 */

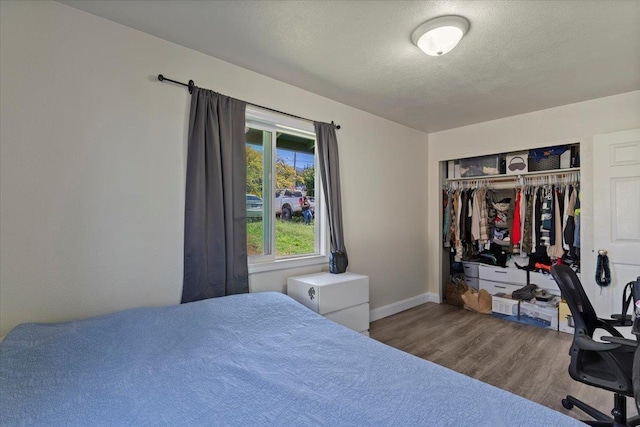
xmin=370 ymin=292 xmax=439 ymax=322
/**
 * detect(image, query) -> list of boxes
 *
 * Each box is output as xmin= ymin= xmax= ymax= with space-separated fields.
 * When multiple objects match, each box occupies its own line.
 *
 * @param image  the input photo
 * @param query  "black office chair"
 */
xmin=551 ymin=264 xmax=639 ymax=426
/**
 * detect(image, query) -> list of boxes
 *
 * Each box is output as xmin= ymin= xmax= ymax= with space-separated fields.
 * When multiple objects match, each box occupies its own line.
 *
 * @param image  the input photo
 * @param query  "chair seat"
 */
xmin=577 ymin=350 xmax=634 ymax=391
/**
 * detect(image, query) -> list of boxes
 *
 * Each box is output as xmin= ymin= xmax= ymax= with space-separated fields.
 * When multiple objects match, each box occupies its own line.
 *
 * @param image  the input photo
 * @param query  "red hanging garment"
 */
xmin=512 ymin=189 xmax=522 ymax=252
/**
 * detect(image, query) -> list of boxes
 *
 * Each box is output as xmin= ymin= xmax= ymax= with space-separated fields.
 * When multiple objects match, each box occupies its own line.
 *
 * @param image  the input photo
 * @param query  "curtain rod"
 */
xmin=157 ymin=74 xmax=341 ymax=129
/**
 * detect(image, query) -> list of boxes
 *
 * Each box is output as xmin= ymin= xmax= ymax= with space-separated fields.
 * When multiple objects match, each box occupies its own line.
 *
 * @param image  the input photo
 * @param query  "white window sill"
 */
xmin=248 ymin=254 xmax=328 ymax=274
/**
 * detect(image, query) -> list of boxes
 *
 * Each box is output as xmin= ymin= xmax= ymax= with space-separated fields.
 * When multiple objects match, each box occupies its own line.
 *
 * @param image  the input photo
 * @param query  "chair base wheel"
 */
xmin=562 ymin=399 xmax=574 ymax=410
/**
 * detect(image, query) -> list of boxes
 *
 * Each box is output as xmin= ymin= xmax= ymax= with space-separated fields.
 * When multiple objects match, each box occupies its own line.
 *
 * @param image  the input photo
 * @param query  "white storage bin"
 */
xmin=462 ymin=262 xmax=480 ymax=278
xmin=459 ymin=155 xmax=500 ymax=177
xmin=506 ymin=151 xmax=528 ymax=175
xmin=466 ymin=277 xmax=479 ymax=291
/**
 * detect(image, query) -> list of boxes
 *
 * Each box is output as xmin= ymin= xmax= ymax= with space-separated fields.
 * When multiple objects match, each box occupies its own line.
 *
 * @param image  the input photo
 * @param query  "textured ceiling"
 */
xmin=60 ymin=0 xmax=640 ymax=133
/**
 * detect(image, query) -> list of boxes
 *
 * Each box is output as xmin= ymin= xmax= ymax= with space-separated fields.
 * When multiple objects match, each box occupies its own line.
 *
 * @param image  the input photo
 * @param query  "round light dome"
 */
xmin=412 ymin=16 xmax=470 ymax=56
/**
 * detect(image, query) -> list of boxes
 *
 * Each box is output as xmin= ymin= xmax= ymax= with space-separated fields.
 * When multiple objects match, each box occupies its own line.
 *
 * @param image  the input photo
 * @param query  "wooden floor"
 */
xmin=369 ymin=302 xmax=637 ymax=422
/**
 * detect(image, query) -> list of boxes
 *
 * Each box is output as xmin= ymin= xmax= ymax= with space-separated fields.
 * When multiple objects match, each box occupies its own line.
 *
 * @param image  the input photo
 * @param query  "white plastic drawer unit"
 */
xmin=479 ymin=265 xmax=527 ymax=286
xmin=325 ymin=303 xmax=370 ymax=335
xmin=480 ymin=280 xmax=522 ymax=296
xmin=529 ymin=271 xmax=560 ymax=294
xmin=528 ymin=271 xmax=580 ymax=295
xmin=287 ymin=272 xmax=370 ymax=334
xmin=466 ymin=277 xmax=479 ymax=290
xmin=462 ymin=262 xmax=480 ymax=279
xmin=287 ymin=272 xmax=369 ymax=314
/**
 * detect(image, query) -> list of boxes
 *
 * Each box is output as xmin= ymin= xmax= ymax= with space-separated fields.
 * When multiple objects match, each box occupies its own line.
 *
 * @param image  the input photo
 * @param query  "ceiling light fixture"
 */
xmin=411 ymin=15 xmax=470 ymax=57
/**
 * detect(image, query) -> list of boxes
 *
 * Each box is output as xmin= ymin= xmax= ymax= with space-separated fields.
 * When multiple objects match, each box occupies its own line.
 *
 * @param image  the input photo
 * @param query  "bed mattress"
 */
xmin=1 ymin=292 xmax=581 ymax=426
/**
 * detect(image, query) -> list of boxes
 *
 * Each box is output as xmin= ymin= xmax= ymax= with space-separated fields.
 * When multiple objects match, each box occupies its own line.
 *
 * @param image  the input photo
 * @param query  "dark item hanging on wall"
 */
xmin=595 ymin=250 xmax=612 ymax=287
xmin=610 ymin=280 xmax=636 ymax=326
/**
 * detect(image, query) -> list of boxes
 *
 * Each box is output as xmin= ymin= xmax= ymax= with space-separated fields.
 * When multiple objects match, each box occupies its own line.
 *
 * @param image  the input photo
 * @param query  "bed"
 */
xmin=1 ymin=292 xmax=581 ymax=426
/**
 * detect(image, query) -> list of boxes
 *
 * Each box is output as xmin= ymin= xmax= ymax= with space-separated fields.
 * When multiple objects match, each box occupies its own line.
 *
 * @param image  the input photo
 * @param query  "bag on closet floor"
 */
xmin=461 ymin=288 xmax=492 ymax=314
xmin=445 ymin=274 xmax=469 ymax=308
xmin=512 ymin=283 xmax=538 ymax=301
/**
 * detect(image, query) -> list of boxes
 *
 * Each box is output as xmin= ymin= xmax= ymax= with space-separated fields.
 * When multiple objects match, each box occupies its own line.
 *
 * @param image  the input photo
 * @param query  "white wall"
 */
xmin=427 ymin=91 xmax=640 ymax=308
xmin=0 ymin=1 xmax=429 ymax=336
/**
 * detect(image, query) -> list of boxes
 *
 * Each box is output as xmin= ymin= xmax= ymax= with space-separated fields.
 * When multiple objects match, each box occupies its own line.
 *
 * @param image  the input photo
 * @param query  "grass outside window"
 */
xmin=247 ymin=219 xmax=314 ymax=257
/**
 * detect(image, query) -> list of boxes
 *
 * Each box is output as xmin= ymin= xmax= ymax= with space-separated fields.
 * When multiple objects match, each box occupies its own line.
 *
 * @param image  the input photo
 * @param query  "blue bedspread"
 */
xmin=1 ymin=292 xmax=581 ymax=426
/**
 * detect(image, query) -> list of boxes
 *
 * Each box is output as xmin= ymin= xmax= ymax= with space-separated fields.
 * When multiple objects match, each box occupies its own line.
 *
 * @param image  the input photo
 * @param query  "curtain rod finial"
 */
xmin=331 ymin=121 xmax=341 ymax=130
xmin=158 ymin=74 xmax=164 ymax=81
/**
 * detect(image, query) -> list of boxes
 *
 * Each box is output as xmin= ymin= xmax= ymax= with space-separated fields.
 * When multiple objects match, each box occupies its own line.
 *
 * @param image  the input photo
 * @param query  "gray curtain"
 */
xmin=182 ymin=87 xmax=249 ymax=303
xmin=314 ymin=122 xmax=348 ymax=267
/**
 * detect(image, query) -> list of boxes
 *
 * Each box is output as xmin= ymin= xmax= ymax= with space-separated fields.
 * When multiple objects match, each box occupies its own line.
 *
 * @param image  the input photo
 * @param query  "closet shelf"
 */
xmin=444 ymin=167 xmax=580 ymax=182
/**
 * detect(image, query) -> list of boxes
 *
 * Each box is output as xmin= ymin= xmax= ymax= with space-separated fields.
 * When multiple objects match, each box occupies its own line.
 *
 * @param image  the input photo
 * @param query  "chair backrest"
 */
xmin=633 ymin=276 xmax=640 ymax=307
xmin=551 ymin=264 xmax=598 ymax=337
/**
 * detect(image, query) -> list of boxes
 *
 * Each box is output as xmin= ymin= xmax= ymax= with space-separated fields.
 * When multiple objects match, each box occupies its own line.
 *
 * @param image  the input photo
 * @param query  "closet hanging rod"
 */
xmin=157 ymin=74 xmax=341 ymax=129
xmin=444 ymin=167 xmax=580 ymax=182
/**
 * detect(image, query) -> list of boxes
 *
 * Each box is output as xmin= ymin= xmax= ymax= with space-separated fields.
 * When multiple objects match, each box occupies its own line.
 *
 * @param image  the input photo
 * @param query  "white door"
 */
xmin=592 ymin=129 xmax=640 ymax=318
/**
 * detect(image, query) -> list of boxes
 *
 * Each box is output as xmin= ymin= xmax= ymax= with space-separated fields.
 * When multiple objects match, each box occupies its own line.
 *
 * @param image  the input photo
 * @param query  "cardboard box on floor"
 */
xmin=492 ymin=295 xmax=560 ymax=331
xmin=558 ymin=301 xmax=573 ymax=334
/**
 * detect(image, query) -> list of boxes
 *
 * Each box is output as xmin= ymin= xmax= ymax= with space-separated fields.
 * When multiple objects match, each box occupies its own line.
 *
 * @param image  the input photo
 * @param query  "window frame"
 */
xmin=245 ymin=107 xmax=328 ymax=273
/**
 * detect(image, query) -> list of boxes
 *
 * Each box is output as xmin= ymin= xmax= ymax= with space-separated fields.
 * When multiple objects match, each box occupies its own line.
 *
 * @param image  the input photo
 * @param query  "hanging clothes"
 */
xmin=562 ymin=185 xmax=570 ymax=251
xmin=471 ymin=189 xmax=481 ymax=242
xmin=460 ymin=190 xmax=468 ymax=246
xmin=522 ymin=189 xmax=533 ymax=254
xmin=519 ymin=190 xmax=526 ymax=256
xmin=548 ymin=187 xmax=565 ymax=259
xmin=512 ymin=188 xmax=522 ymax=253
xmin=540 ymin=187 xmax=553 ymax=247
xmin=574 ymin=190 xmax=581 ymax=249
xmin=564 ymin=186 xmax=577 ymax=259
xmin=549 ymin=186 xmax=557 ymax=246
xmin=443 ymin=190 xmax=452 ymax=246
xmin=444 ymin=168 xmax=580 ymax=269
xmin=464 ymin=189 xmax=474 ymax=247
xmin=477 ymin=188 xmax=490 ymax=245
xmin=491 ymin=189 xmax=514 ymax=250
xmin=534 ymin=187 xmax=544 ymax=252
xmin=454 ymin=190 xmax=463 ymax=262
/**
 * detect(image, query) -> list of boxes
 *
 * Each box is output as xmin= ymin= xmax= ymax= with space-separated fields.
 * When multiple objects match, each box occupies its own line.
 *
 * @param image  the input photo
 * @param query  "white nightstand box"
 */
xmin=287 ymin=272 xmax=370 ymax=335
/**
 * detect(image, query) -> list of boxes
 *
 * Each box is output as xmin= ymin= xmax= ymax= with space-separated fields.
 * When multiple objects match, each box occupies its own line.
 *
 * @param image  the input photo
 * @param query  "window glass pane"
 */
xmin=246 ymin=127 xmax=271 ymax=257
xmin=275 ymin=132 xmax=316 ymax=257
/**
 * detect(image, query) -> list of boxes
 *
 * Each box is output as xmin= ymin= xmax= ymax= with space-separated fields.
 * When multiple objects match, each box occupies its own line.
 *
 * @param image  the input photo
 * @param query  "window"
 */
xmin=245 ymin=108 xmax=325 ymax=268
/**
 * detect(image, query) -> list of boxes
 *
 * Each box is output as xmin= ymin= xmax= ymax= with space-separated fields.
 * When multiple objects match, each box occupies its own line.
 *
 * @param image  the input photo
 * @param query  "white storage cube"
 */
xmin=492 ymin=295 xmax=519 ymax=316
xmin=520 ymin=302 xmax=558 ymax=331
xmin=287 ymin=272 xmax=370 ymax=333
xmin=506 ymin=151 xmax=529 ymax=175
xmin=325 ymin=303 xmax=370 ymax=334
xmin=287 ymin=272 xmax=368 ymax=315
